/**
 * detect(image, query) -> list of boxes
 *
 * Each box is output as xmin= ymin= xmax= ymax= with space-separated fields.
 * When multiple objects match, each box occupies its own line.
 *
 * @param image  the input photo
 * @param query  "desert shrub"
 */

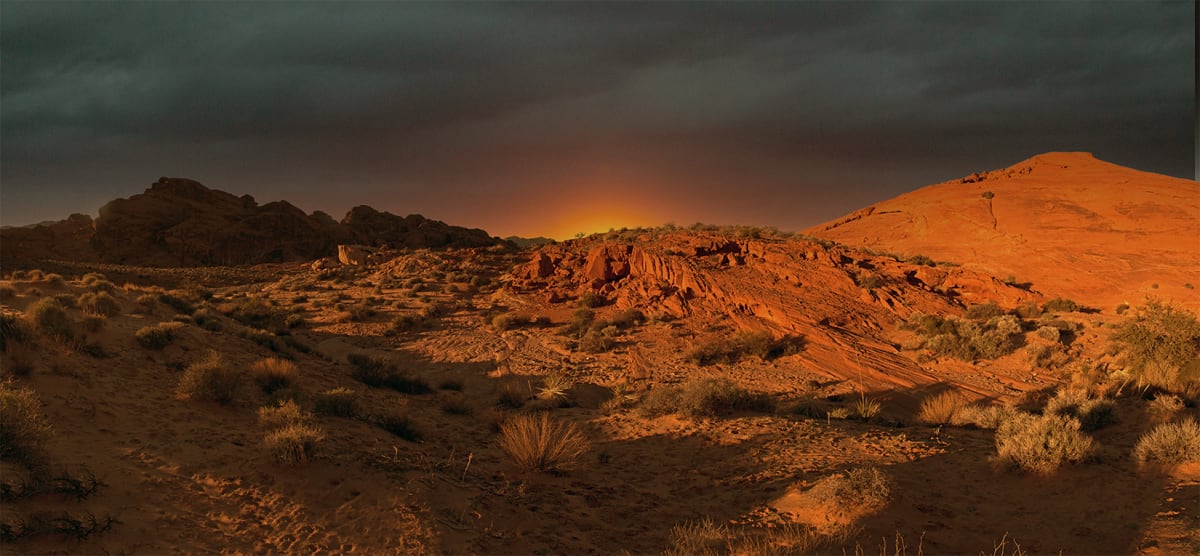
xmin=498 ymin=412 xmax=589 ymax=472
xmin=158 ymin=292 xmax=196 ymax=315
xmin=79 ymin=315 xmax=105 ymax=334
xmin=227 ymin=297 xmax=286 ymax=329
xmin=284 ymin=314 xmax=305 ymax=329
xmin=0 ymin=313 xmax=33 ymax=352
xmin=906 ymin=254 xmax=935 ymax=266
xmin=10 ymin=270 xmax=29 ymax=281
xmin=337 ymin=303 xmax=375 ymax=323
xmin=965 ymin=302 xmax=1005 ymax=320
xmin=1035 ymin=326 xmax=1060 ymax=343
xmin=1147 ymin=394 xmax=1184 ymax=421
xmin=257 ymin=400 xmax=310 ymax=428
xmin=910 ymin=313 xmax=1022 ymax=361
xmin=80 ymin=272 xmax=107 ymax=286
xmin=78 ymin=292 xmax=120 ymax=317
xmin=994 ymin=413 xmax=1094 ymax=474
xmin=609 ymin=308 xmax=646 ymax=329
xmin=686 ymin=331 xmax=798 ymax=366
xmin=177 ymin=351 xmax=241 ymax=404
xmin=1133 ymin=420 xmax=1200 ymax=464
xmin=808 ymin=466 xmax=891 ymax=514
xmin=313 ymin=387 xmax=359 ymax=418
xmin=249 ymin=358 xmax=298 ymax=394
xmin=855 ymin=272 xmax=883 ymax=290
xmin=135 ymin=322 xmax=185 ymax=350
xmin=640 ymin=378 xmax=771 ymax=418
xmin=1042 ymin=297 xmax=1080 ymax=313
xmin=951 ymin=403 xmax=1014 ymax=429
xmin=238 ymin=327 xmax=287 ymax=353
xmin=663 ymin=518 xmax=729 ymax=556
xmin=1115 ymin=303 xmax=1130 ymax=315
xmin=346 ymin=353 xmax=431 ymax=394
xmin=918 ymin=390 xmax=969 ymax=425
xmin=41 ymin=273 xmax=65 ymax=287
xmin=441 ymin=397 xmax=473 ymax=415
xmin=491 ymin=313 xmax=516 ymax=331
xmin=52 ymin=293 xmax=79 ymax=309
xmin=579 ymin=325 xmax=618 ymax=353
xmin=1012 ymin=302 xmax=1042 ymax=319
xmin=375 ymin=411 xmax=420 ymax=441
xmin=579 ymin=291 xmax=606 ymax=308
xmin=1110 ymin=301 xmax=1200 ymax=393
xmin=497 ymin=382 xmax=528 ymax=409
xmin=24 ymin=298 xmax=74 ymax=343
xmin=264 ymin=423 xmax=324 ymax=464
xmin=0 ymin=380 xmax=52 ymax=465
xmin=1044 ymin=389 xmax=1116 ymax=431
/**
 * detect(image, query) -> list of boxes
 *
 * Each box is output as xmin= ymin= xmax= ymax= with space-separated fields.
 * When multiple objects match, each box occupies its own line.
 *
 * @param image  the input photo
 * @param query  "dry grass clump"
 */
xmin=177 ymin=350 xmax=241 ymax=404
xmin=77 ymin=291 xmax=120 ymax=317
xmin=639 ymin=377 xmax=772 ymax=419
xmin=951 ymin=403 xmax=1015 ymax=429
xmin=918 ymin=390 xmax=970 ymax=425
xmin=313 ymin=387 xmax=359 ymax=418
xmin=498 ymin=412 xmax=589 ymax=472
xmin=994 ymin=413 xmax=1094 ymax=474
xmin=135 ymin=322 xmax=185 ymax=350
xmin=375 ymin=411 xmax=420 ymax=441
xmin=1 ymin=312 xmax=34 ymax=353
xmin=264 ymin=424 xmax=325 ymax=464
xmin=1147 ymin=394 xmax=1184 ymax=422
xmin=249 ymin=357 xmax=298 ymax=394
xmin=808 ymin=465 xmax=892 ymax=515
xmin=0 ymin=379 xmax=52 ymax=465
xmin=257 ymin=400 xmax=310 ymax=428
xmin=24 ymin=297 xmax=75 ymax=344
xmin=663 ymin=518 xmax=729 ymax=556
xmin=1133 ymin=419 xmax=1200 ymax=465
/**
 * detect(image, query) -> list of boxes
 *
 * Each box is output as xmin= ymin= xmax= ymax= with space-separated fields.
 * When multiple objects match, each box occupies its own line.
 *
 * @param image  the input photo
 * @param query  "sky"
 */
xmin=1 ymin=1 xmax=1193 ymax=239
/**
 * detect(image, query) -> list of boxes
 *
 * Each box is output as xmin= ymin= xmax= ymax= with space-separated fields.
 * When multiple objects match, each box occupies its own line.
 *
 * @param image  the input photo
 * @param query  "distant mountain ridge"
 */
xmin=808 ymin=152 xmax=1200 ymax=311
xmin=0 ymin=177 xmax=504 ymax=267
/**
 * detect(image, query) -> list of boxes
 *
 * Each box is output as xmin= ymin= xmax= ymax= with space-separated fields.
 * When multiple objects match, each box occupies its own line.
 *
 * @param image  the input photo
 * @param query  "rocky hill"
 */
xmin=0 ymin=177 xmax=504 ymax=267
xmin=808 ymin=152 xmax=1200 ymax=312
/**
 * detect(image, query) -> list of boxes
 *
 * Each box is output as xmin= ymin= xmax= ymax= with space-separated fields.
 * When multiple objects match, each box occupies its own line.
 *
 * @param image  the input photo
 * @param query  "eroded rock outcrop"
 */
xmin=1 ymin=177 xmax=504 ymax=267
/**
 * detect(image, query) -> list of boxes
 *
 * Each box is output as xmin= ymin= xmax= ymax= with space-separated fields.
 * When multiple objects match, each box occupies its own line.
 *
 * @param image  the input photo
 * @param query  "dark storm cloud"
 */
xmin=0 ymin=1 xmax=1192 ymax=234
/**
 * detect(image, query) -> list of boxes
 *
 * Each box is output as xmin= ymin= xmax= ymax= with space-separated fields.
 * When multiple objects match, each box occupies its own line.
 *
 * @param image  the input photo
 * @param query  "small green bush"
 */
xmin=1133 ymin=419 xmax=1200 ymax=464
xmin=177 ymin=351 xmax=241 ymax=404
xmin=1110 ymin=301 xmax=1200 ymax=393
xmin=994 ymin=413 xmax=1094 ymax=474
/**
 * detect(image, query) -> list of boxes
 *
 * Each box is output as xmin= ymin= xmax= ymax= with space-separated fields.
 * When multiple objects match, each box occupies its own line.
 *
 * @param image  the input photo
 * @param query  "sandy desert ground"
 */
xmin=1 ymin=153 xmax=1198 ymax=555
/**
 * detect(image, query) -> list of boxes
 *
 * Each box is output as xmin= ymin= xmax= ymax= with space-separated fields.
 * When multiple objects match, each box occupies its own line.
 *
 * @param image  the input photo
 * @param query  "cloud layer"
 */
xmin=2 ymin=2 xmax=1192 ymax=236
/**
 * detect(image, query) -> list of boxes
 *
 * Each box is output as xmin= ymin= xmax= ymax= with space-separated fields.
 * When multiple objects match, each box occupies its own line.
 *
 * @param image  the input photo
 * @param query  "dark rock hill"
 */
xmin=1 ymin=177 xmax=504 ymax=267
